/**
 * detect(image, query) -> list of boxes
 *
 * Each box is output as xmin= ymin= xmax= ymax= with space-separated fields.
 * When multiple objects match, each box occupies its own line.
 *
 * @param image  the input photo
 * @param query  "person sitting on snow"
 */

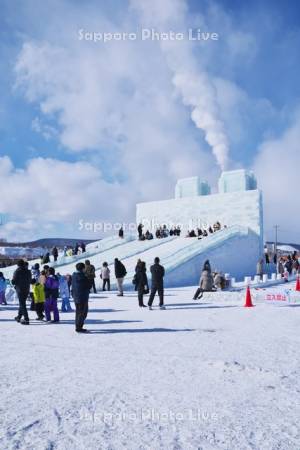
xmin=193 ymin=260 xmax=215 ymax=300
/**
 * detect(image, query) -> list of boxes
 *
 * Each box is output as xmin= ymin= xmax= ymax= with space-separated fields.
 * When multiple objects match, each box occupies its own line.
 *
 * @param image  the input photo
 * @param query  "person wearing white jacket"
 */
xmin=101 ymin=262 xmax=110 ymax=291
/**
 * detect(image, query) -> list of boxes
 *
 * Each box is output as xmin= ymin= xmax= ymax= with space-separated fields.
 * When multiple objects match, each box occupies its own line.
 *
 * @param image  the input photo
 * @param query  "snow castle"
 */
xmin=137 ymin=169 xmax=263 ymax=243
xmin=135 ymin=169 xmax=264 ymax=283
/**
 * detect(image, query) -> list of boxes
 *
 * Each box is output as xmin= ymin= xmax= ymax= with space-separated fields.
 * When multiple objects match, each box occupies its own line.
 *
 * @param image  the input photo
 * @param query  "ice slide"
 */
xmin=3 ymin=226 xmax=260 ymax=287
xmin=2 ymin=234 xmax=179 ymax=279
xmin=1 ymin=235 xmax=135 ymax=280
xmin=103 ymin=225 xmax=260 ymax=288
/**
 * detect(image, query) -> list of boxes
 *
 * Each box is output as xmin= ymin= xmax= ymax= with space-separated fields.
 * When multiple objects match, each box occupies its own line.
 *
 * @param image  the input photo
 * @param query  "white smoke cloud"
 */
xmin=130 ymin=0 xmax=230 ymax=170
xmin=173 ymin=71 xmax=229 ymax=170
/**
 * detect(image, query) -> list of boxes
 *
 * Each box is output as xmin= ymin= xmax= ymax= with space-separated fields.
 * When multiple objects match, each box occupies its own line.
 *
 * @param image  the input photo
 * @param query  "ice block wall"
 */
xmin=137 ymin=189 xmax=261 ymax=232
xmin=137 ymin=189 xmax=263 ymax=256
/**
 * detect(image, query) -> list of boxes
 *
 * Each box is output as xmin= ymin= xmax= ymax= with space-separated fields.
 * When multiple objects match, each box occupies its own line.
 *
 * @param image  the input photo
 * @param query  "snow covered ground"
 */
xmin=1 ymin=284 xmax=300 ymax=450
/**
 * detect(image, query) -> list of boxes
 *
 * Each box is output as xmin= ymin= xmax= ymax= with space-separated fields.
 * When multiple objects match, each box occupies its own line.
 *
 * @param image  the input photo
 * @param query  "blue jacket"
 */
xmin=59 ymin=276 xmax=69 ymax=298
xmin=0 ymin=277 xmax=7 ymax=293
xmin=72 ymin=271 xmax=90 ymax=304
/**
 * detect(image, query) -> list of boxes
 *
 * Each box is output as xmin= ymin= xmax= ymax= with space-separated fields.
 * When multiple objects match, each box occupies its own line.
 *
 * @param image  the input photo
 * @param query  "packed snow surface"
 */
xmin=1 ymin=284 xmax=300 ymax=449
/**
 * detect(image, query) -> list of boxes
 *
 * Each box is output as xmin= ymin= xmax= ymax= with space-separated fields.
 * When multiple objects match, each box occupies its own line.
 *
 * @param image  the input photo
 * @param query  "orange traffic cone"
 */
xmin=295 ymin=277 xmax=300 ymax=292
xmin=244 ymin=286 xmax=254 ymax=307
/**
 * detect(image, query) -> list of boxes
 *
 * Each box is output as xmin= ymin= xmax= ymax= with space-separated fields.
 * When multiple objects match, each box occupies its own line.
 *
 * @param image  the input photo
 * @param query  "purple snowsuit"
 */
xmin=44 ymin=275 xmax=60 ymax=322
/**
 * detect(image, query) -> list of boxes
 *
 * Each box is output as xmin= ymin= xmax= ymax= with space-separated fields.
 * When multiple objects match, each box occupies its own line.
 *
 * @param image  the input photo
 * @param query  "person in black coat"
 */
xmin=137 ymin=223 xmax=143 ymax=239
xmin=114 ymin=258 xmax=127 ymax=296
xmin=134 ymin=261 xmax=149 ymax=307
xmin=52 ymin=246 xmax=58 ymax=262
xmin=72 ymin=262 xmax=90 ymax=333
xmin=148 ymin=257 xmax=165 ymax=310
xmin=118 ymin=227 xmax=124 ymax=238
xmin=42 ymin=252 xmax=50 ymax=264
xmin=12 ymin=259 xmax=32 ymax=324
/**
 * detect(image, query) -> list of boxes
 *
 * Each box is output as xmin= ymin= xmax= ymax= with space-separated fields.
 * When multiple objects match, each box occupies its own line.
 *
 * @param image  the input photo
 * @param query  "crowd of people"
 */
xmin=258 ymin=252 xmax=300 ymax=280
xmin=41 ymin=242 xmax=87 ymax=265
xmin=0 ymin=254 xmax=169 ymax=331
xmin=135 ymin=222 xmax=225 ymax=241
xmin=186 ymin=222 xmax=224 ymax=238
xmin=0 ymin=250 xmax=229 ymax=334
xmin=2 ymin=239 xmax=299 ymax=333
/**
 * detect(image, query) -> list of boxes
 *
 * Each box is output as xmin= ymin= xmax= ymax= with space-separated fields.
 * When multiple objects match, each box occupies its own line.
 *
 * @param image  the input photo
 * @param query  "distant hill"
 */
xmin=0 ymin=238 xmax=98 ymax=248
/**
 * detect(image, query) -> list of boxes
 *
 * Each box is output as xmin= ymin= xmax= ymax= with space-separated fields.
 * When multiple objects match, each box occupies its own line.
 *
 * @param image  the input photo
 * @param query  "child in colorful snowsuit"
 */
xmin=32 ymin=279 xmax=45 ymax=320
xmin=59 ymin=274 xmax=73 ymax=312
xmin=0 ymin=272 xmax=7 ymax=305
xmin=44 ymin=267 xmax=60 ymax=323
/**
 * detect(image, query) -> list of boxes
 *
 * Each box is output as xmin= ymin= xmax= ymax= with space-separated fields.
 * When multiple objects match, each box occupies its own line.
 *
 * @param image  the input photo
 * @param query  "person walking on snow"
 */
xmin=44 ymin=267 xmax=60 ymax=323
xmin=0 ymin=272 xmax=7 ymax=305
xmin=72 ymin=262 xmax=90 ymax=333
xmin=12 ymin=259 xmax=32 ymax=324
xmin=134 ymin=261 xmax=149 ymax=308
xmin=58 ymin=274 xmax=73 ymax=312
xmin=31 ymin=279 xmax=45 ymax=320
xmin=101 ymin=262 xmax=110 ymax=291
xmin=114 ymin=258 xmax=127 ymax=296
xmin=84 ymin=260 xmax=97 ymax=294
xmin=148 ymin=257 xmax=165 ymax=310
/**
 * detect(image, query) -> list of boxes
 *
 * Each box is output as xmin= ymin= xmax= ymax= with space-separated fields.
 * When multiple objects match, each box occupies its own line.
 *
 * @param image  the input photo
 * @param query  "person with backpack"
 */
xmin=12 ymin=259 xmax=32 ymax=324
xmin=148 ymin=257 xmax=165 ymax=310
xmin=0 ymin=272 xmax=7 ymax=305
xmin=84 ymin=260 xmax=97 ymax=293
xmin=114 ymin=258 xmax=127 ymax=296
xmin=44 ymin=267 xmax=60 ymax=323
xmin=72 ymin=262 xmax=90 ymax=333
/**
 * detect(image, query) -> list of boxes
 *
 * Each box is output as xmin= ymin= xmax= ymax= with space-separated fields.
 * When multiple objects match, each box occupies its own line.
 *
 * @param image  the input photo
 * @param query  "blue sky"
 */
xmin=0 ymin=0 xmax=300 ymax=242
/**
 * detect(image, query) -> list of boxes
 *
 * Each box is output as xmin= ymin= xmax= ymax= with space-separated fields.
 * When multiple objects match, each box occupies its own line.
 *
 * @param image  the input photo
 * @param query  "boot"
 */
xmin=193 ymin=288 xmax=201 ymax=300
xmin=20 ymin=319 xmax=30 ymax=325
